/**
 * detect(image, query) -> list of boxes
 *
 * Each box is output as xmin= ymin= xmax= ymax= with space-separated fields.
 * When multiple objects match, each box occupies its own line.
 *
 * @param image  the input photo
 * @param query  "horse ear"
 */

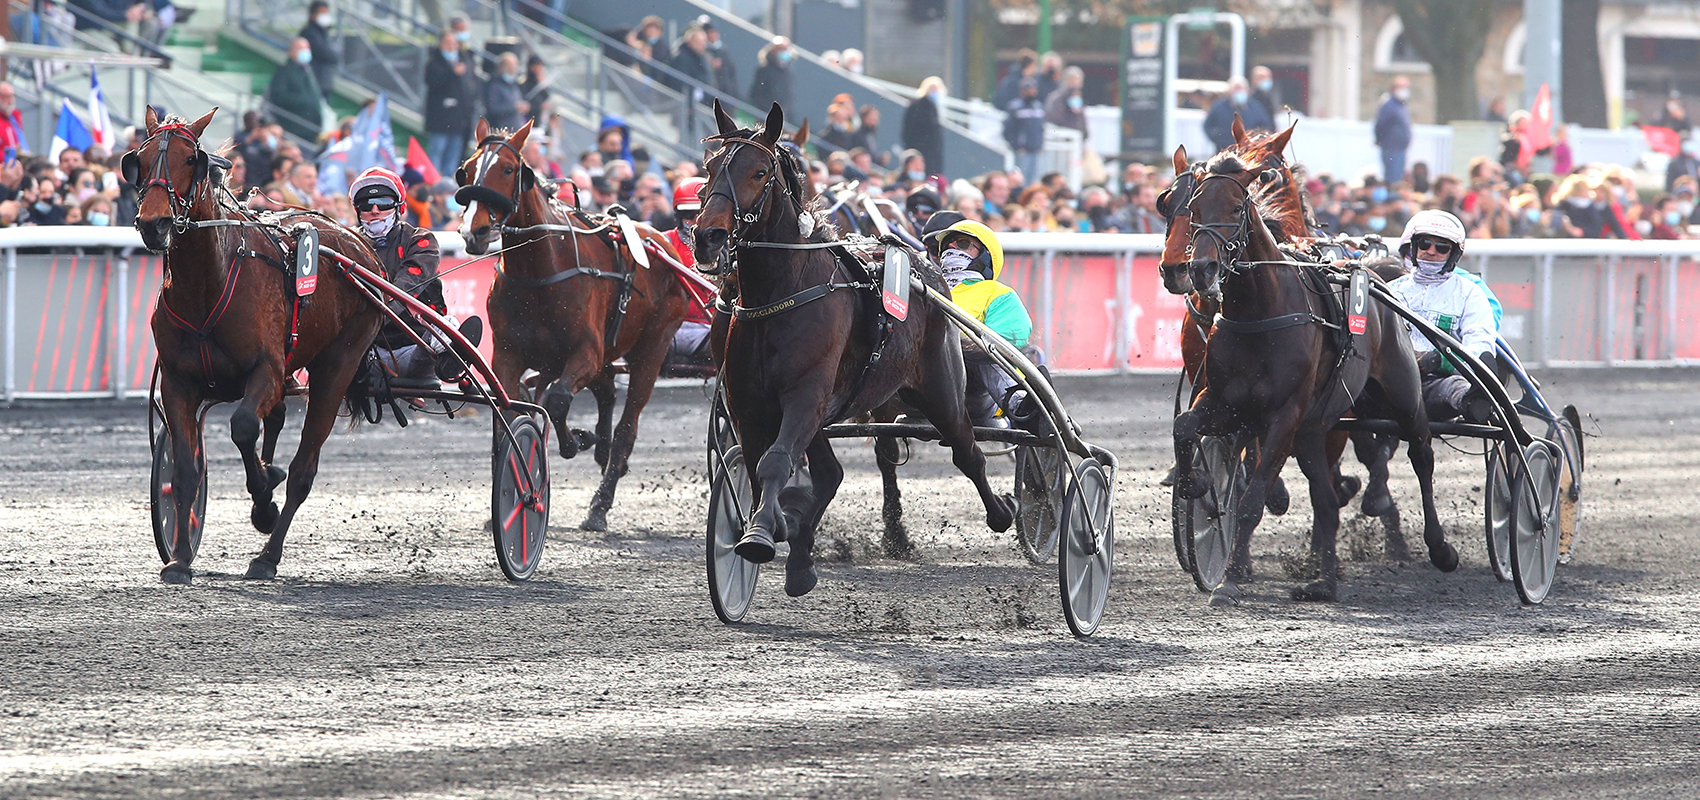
xmin=520 ymin=164 xmax=536 ymax=192
xmin=475 ymin=118 xmax=490 ymax=143
xmin=144 ymin=105 xmax=160 ymax=133
xmin=713 ymin=98 xmax=737 ymax=135
xmin=1231 ymin=113 xmax=1246 ymax=145
xmin=510 ymin=118 xmax=532 ymax=150
xmin=187 ymin=107 xmax=218 ymax=139
xmin=760 ymin=103 xmax=784 ymax=146
xmin=1172 ymin=145 xmax=1188 ymax=176
xmin=792 ymin=117 xmax=810 ymax=149
xmin=1267 ymin=123 xmax=1296 ymax=159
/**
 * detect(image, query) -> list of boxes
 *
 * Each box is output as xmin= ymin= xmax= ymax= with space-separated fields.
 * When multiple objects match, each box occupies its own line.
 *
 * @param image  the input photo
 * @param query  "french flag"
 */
xmin=48 ymin=99 xmax=91 ymax=165
xmin=88 ymin=71 xmax=115 ymax=152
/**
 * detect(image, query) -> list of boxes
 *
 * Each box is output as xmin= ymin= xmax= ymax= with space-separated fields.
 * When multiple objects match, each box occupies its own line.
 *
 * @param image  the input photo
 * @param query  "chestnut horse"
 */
xmin=693 ymin=101 xmax=1013 ymax=598
xmin=456 ymin=118 xmax=691 ymax=532
xmin=131 ymin=107 xmax=384 ymax=583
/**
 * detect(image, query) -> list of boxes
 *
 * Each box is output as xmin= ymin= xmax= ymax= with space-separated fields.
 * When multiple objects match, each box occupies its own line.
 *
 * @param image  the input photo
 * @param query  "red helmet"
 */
xmin=673 ymin=177 xmax=707 ymax=212
xmin=349 ymin=167 xmax=405 ymax=207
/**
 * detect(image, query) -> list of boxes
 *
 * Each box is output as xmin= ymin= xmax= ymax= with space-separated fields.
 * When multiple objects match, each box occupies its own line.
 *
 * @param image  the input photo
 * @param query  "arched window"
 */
xmin=1374 ymin=16 xmax=1431 ymax=73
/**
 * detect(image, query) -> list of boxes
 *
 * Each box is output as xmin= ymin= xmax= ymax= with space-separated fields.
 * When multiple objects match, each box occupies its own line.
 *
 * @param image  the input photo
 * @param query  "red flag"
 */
xmin=1644 ymin=125 xmax=1683 ymax=157
xmin=1522 ymin=84 xmax=1553 ymax=153
xmin=406 ymin=137 xmax=441 ymax=185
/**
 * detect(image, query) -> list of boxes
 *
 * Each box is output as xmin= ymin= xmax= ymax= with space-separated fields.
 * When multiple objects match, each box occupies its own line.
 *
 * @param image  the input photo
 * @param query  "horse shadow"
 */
xmin=194 ymin=573 xmax=592 ymax=619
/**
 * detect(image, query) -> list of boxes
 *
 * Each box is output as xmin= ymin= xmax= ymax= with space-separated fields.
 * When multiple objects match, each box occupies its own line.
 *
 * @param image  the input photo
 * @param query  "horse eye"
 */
xmin=754 ymin=169 xmax=766 ymax=179
xmin=504 ymin=166 xmax=513 ymax=174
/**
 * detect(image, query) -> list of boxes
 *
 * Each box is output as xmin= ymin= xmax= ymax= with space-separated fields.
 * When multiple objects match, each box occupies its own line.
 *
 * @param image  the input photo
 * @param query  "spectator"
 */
xmin=626 ymin=16 xmax=671 ymax=77
xmin=902 ymin=77 xmax=946 ymax=178
xmin=1409 ymin=161 xmax=1431 ymax=194
xmin=993 ymin=50 xmax=1037 ymax=110
xmin=69 ymin=0 xmax=149 ymax=32
xmin=483 ymin=52 xmax=529 ymax=132
xmin=749 ymin=36 xmax=795 ymax=111
xmin=697 ymin=18 xmax=739 ymax=99
xmin=239 ymin=120 xmax=278 ymax=192
xmin=842 ymin=48 xmax=864 ymax=75
xmin=850 ymin=105 xmax=885 ymax=166
xmin=56 ymin=144 xmax=84 ymax=182
xmin=585 ymin=175 xmax=616 ymax=213
xmin=1484 ymin=96 xmax=1507 ymax=124
xmin=1498 ymin=110 xmax=1531 ymax=185
xmin=446 ymin=13 xmax=482 ymax=73
xmin=424 ymin=29 xmax=480 ymax=179
xmin=671 ymin=26 xmax=714 ymax=90
xmin=1648 ymin=194 xmax=1687 ymax=239
xmin=1045 ymin=67 xmax=1086 ymax=137
xmin=1003 ymin=78 xmax=1046 ymax=186
xmin=820 ymin=49 xmax=841 ymax=70
xmin=299 ymin=1 xmax=339 ymax=100
xmin=597 ymin=117 xmax=631 ymax=165
xmin=819 ymin=95 xmax=858 ymax=155
xmin=1110 ymin=182 xmax=1163 ymax=233
xmin=1656 ymin=97 xmax=1692 ymax=134
xmin=1204 ymin=77 xmax=1273 ymax=152
xmin=1667 ymin=137 xmax=1700 ymax=192
xmin=268 ymin=38 xmax=325 ymax=144
xmin=280 ymin=160 xmax=319 ymax=207
xmin=0 ymin=83 xmax=25 ymax=156
xmin=980 ymin=171 xmax=1011 ymax=216
xmin=1552 ymin=125 xmax=1574 ymax=175
xmin=1250 ymin=65 xmax=1280 ymax=123
xmin=1036 ymin=51 xmax=1063 ymax=102
xmin=521 ymin=56 xmax=551 ymax=126
xmin=1374 ymin=76 xmax=1413 ymax=183
xmin=1078 ymin=186 xmax=1113 ymax=232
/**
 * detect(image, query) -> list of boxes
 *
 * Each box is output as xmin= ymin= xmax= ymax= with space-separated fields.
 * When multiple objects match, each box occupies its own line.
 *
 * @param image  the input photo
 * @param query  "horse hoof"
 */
xmin=1175 ymin=471 xmax=1208 ymax=501
xmin=1361 ymin=488 xmax=1393 ymax=518
xmin=1266 ymin=478 xmax=1290 ymax=516
xmin=735 ymin=530 xmax=777 ymax=564
xmin=244 ymin=559 xmax=278 ymax=580
xmin=987 ymin=493 xmax=1016 ymax=533
xmin=1291 ymin=580 xmax=1338 ymax=602
xmin=251 ymin=501 xmax=280 ymax=534
xmin=1159 ymin=464 xmax=1179 ymax=487
xmin=883 ymin=535 xmax=916 ymax=561
xmin=265 ymin=464 xmax=287 ymax=490
xmin=1208 ymin=582 xmax=1243 ymax=608
xmin=1334 ymin=475 xmax=1362 ymax=508
xmin=1428 ymin=540 xmax=1460 ymax=573
xmin=579 ymin=508 xmax=608 ymax=532
xmin=160 ymin=562 xmax=193 ymax=585
xmin=784 ymin=562 xmax=819 ymax=597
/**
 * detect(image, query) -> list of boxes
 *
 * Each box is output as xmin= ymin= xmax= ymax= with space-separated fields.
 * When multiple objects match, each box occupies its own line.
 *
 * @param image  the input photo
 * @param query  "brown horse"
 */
xmin=693 ymin=101 xmax=1013 ymax=597
xmin=457 ymin=118 xmax=692 ymax=532
xmin=1174 ymin=139 xmax=1452 ymax=605
xmin=130 ymin=107 xmax=384 ymax=583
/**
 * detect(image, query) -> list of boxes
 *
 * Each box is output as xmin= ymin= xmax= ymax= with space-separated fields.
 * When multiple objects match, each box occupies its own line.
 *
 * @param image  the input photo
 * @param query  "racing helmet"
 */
xmin=673 ymin=177 xmax=707 ymax=213
xmin=941 ymin=219 xmax=1004 ymax=281
xmin=350 ymin=167 xmax=405 ymax=210
xmin=1398 ymin=208 xmax=1467 ymax=272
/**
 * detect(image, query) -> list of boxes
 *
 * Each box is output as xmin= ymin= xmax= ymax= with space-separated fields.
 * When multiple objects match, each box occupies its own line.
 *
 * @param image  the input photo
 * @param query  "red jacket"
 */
xmin=663 ymin=227 xmax=695 ymax=270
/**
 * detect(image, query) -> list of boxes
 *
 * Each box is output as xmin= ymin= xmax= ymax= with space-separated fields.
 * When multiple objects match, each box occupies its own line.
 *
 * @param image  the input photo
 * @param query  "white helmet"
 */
xmin=1398 ymin=209 xmax=1467 ymax=271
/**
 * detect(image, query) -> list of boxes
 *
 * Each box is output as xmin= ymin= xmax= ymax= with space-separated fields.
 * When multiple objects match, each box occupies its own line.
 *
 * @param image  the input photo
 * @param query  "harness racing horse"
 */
xmin=694 ymin=100 xmax=1014 ymax=597
xmin=1173 ymin=137 xmax=1454 ymax=605
xmin=457 ymin=118 xmax=692 ymax=532
xmin=130 ymin=107 xmax=385 ymax=583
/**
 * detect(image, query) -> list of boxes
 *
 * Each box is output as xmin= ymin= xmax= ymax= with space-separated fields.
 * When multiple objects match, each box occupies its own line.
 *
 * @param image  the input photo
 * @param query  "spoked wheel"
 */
xmin=150 ymin=428 xmax=206 ymax=564
xmin=1555 ymin=411 xmax=1584 ymax=564
xmin=1013 ymin=444 xmax=1065 ymax=564
xmin=1178 ymin=436 xmax=1242 ymax=592
xmin=707 ymin=444 xmax=758 ymax=623
xmin=1483 ymin=444 xmax=1514 ymax=582
xmin=706 ymin=382 xmax=738 ymax=483
xmin=1059 ymin=458 xmax=1113 ymax=637
xmin=492 ymin=414 xmax=550 ymax=581
xmin=1510 ymin=441 xmax=1562 ymax=604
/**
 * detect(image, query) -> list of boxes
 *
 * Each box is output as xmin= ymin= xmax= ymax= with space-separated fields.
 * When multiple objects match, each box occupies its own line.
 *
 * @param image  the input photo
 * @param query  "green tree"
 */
xmin=1385 ymin=0 xmax=1494 ymax=123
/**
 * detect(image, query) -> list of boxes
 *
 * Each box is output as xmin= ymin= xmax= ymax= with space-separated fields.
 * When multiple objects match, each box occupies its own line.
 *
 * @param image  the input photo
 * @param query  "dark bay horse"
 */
xmin=1173 ymin=138 xmax=1453 ymax=604
xmin=457 ymin=118 xmax=692 ymax=532
xmin=694 ymin=100 xmax=1013 ymax=597
xmin=131 ymin=107 xmax=384 ymax=583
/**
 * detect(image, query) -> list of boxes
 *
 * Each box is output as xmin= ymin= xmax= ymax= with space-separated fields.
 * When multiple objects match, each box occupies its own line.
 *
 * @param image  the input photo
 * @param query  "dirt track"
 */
xmin=2 ymin=370 xmax=1699 ymax=799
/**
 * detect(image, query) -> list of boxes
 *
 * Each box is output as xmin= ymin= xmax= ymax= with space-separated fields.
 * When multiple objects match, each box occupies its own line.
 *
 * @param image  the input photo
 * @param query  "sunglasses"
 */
xmin=356 ymin=197 xmax=398 ymax=212
xmin=1411 ymin=236 xmax=1454 ymax=255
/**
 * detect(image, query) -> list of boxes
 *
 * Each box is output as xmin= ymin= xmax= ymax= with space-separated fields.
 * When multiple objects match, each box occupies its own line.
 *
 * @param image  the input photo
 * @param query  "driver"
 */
xmin=664 ymin=176 xmax=712 ymax=367
xmin=1388 ymin=209 xmax=1495 ymax=422
xmin=350 ymin=167 xmax=483 ymax=385
xmin=920 ymin=218 xmax=1040 ymax=430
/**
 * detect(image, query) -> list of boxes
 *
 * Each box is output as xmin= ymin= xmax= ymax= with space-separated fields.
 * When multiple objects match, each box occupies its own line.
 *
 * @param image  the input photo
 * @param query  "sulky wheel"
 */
xmin=1179 ymin=436 xmax=1242 ymax=593
xmin=706 ymin=381 xmax=738 ymax=484
xmin=1510 ymin=440 xmax=1563 ymax=605
xmin=150 ymin=428 xmax=206 ymax=564
xmin=1059 ymin=458 xmax=1113 ymax=637
xmin=707 ymin=444 xmax=758 ymax=623
xmin=492 ymin=414 xmax=550 ymax=581
xmin=1555 ymin=412 xmax=1584 ymax=564
xmin=1013 ymin=444 xmax=1065 ymax=564
xmin=1484 ymin=444 xmax=1514 ymax=582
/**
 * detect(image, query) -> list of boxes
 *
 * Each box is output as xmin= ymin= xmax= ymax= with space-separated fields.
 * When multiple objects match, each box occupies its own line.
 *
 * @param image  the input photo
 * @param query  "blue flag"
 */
xmin=318 ymin=93 xmax=398 ymax=196
xmin=49 ymin=99 xmax=91 ymax=164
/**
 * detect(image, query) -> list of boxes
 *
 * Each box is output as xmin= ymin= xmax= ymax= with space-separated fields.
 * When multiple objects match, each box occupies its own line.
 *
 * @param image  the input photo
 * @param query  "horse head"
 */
xmin=1157 ymin=144 xmax=1198 ymax=295
xmin=454 ymin=117 xmax=535 ymax=256
xmin=694 ymin=100 xmax=800 ymax=268
xmin=1185 ymin=146 xmax=1288 ymax=300
xmin=123 ymin=106 xmax=223 ymax=253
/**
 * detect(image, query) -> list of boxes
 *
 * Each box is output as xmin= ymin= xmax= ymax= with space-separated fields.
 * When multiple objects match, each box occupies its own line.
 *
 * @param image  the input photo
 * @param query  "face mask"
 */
xmin=1635 ymin=219 xmax=1653 ymax=235
xmin=74 ymin=186 xmax=95 ymax=202
xmin=442 ymin=49 xmax=458 ymax=62
xmin=1679 ymin=200 xmax=1695 ymax=216
xmin=362 ymin=212 xmax=397 ymax=239
xmin=1525 ymin=207 xmax=1541 ymax=222
xmin=1666 ymin=211 xmax=1683 ymax=226
xmin=929 ymin=90 xmax=941 ymax=103
xmin=907 ymin=170 xmax=925 ymax=182
xmin=1370 ymin=186 xmax=1388 ymax=204
xmin=1257 ymin=78 xmax=1273 ymax=92
xmin=315 ymin=13 xmax=332 ymax=27
xmin=89 ymin=211 xmax=109 ymax=226
xmin=1232 ymin=90 xmax=1248 ymax=105
xmin=502 ymin=72 xmax=517 ymax=83
xmin=1612 ymin=185 xmax=1627 ymax=202
xmin=295 ymin=49 xmax=312 ymax=65
xmin=939 ymin=247 xmax=975 ymax=276
xmin=1367 ymin=216 xmax=1386 ymax=232
xmin=266 ymin=134 xmax=279 ymax=149
xmin=709 ymin=39 xmax=722 ymax=49
xmin=33 ymin=200 xmax=48 ymax=212
xmin=444 ymin=195 xmax=462 ymax=212
xmin=1393 ymin=87 xmax=1411 ymax=102
xmin=1412 ymin=258 xmax=1448 ymax=285
xmin=1067 ymin=95 xmax=1083 ymax=111
xmin=456 ymin=29 xmax=471 ymax=43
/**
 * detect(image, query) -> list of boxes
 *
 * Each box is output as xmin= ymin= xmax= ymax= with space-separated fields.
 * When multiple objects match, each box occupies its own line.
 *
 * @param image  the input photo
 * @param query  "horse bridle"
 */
xmin=124 ymin=124 xmax=217 ymax=234
xmin=1185 ymin=172 xmax=1259 ymax=293
xmin=455 ymin=135 xmax=530 ymax=232
xmin=701 ymin=134 xmax=804 ymax=249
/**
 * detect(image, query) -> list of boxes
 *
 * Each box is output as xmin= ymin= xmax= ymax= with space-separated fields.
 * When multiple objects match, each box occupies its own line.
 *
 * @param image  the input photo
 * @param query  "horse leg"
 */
xmin=246 ymin=342 xmax=367 ymax=580
xmin=874 ymin=435 xmax=912 ymax=559
xmin=1292 ymin=430 xmax=1345 ymax=601
xmin=1212 ymin=408 xmax=1300 ymax=608
xmin=784 ymin=433 xmax=843 ymax=597
xmin=159 ymin=380 xmax=204 ymax=584
xmin=1351 ymin=431 xmax=1409 ymax=560
xmin=536 ymin=373 xmax=582 ymax=459
xmin=1402 ymin=421 xmax=1455 ymax=572
xmin=900 ymin=382 xmax=1015 ymax=535
xmin=231 ymin=367 xmax=285 ymax=534
xmin=580 ymin=333 xmax=668 ymax=532
xmin=1172 ymin=392 xmax=1231 ymax=501
xmin=737 ymin=396 xmax=827 ymax=564
xmin=587 ymin=369 xmax=617 ymax=471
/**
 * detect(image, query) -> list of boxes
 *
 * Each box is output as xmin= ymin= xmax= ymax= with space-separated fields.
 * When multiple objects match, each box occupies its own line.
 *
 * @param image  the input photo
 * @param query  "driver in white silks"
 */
xmin=1387 ymin=209 xmax=1496 ymax=422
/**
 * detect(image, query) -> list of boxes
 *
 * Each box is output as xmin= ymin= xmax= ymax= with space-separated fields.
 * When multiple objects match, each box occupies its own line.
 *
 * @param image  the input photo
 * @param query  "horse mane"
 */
xmin=1207 ymin=133 xmax=1313 ymax=243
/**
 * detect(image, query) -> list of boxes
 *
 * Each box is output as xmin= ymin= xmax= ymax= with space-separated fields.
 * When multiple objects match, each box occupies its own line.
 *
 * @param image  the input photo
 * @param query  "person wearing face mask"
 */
xmin=1374 ymin=76 xmax=1413 ymax=184
xmin=1388 ymin=210 xmax=1498 ymax=423
xmin=424 ymin=29 xmax=480 ymax=181
xmin=1003 ymin=77 xmax=1046 ymax=190
xmin=748 ymin=36 xmax=796 ymax=113
xmin=350 ymin=168 xmax=483 ymax=386
xmin=921 ymin=219 xmax=1039 ymax=430
xmin=1648 ymin=195 xmax=1689 ymax=240
xmin=1204 ymin=76 xmax=1273 ymax=152
xmin=482 ymin=52 xmax=529 ymax=132
xmin=661 ymin=177 xmax=713 ymax=368
xmin=1249 ymin=65 xmax=1280 ymax=123
xmin=624 ymin=16 xmax=671 ymax=77
xmin=298 ymin=1 xmax=340 ymax=101
xmin=1044 ymin=66 xmax=1088 ymax=137
xmin=266 ymin=38 xmax=325 ymax=144
xmin=903 ymin=76 xmax=947 ymax=179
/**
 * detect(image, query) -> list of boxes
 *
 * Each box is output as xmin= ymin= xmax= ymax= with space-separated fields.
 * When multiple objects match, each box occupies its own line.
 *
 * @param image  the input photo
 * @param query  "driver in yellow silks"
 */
xmin=919 ymin=216 xmax=1038 ymax=429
